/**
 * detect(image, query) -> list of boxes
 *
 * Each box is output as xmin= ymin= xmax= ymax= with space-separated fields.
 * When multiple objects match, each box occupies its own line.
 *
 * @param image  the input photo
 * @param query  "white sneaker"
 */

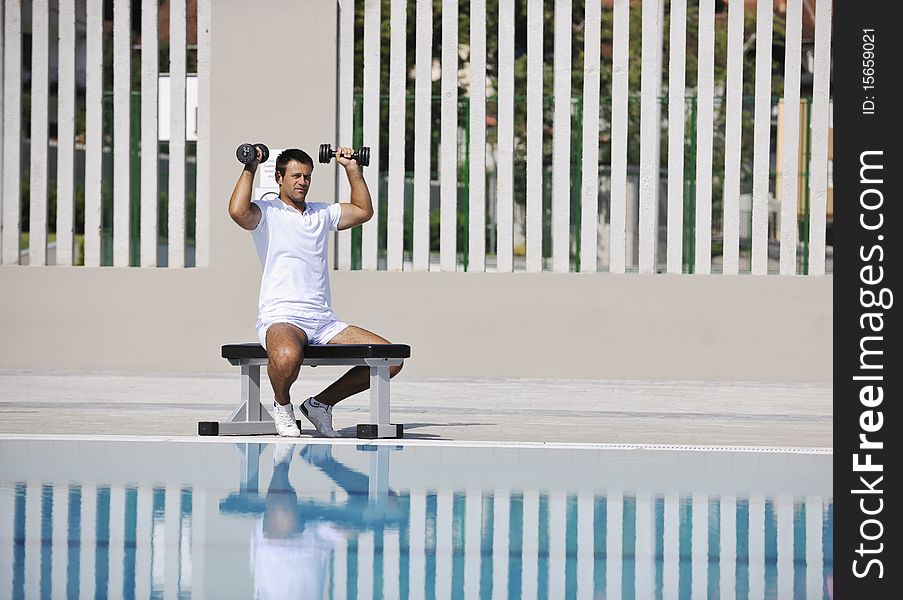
xmin=272 ymin=402 xmax=301 ymax=438
xmin=301 ymin=397 xmax=341 ymax=438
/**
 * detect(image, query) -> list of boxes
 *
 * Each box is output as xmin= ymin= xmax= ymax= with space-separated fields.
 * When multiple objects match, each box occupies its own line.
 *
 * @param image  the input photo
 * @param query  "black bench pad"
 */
xmin=221 ymin=343 xmax=411 ymax=361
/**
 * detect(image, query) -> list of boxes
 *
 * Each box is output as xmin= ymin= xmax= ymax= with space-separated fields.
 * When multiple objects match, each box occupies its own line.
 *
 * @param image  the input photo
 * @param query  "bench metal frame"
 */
xmin=199 ymin=351 xmax=405 ymax=439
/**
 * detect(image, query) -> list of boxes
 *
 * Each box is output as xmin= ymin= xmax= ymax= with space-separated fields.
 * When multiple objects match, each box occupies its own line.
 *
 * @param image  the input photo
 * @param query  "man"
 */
xmin=228 ymin=145 xmax=403 ymax=438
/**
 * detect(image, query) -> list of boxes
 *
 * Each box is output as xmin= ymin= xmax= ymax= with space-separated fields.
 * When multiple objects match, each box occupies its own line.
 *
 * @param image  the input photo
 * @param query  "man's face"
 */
xmin=277 ymin=160 xmax=313 ymax=204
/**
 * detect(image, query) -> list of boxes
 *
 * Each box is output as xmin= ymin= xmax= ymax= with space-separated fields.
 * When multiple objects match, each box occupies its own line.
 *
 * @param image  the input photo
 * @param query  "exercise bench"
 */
xmin=198 ymin=343 xmax=410 ymax=439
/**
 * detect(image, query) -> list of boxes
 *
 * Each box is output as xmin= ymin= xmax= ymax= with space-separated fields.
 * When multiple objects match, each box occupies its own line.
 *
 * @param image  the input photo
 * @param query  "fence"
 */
xmin=1 ymin=0 xmax=831 ymax=276
xmin=0 ymin=0 xmax=209 ymax=268
xmin=348 ymin=93 xmax=827 ymax=274
xmin=335 ymin=0 xmax=832 ymax=275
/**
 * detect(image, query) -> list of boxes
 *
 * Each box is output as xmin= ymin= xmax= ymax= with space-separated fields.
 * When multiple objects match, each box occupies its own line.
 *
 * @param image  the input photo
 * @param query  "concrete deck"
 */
xmin=0 ymin=370 xmax=832 ymax=449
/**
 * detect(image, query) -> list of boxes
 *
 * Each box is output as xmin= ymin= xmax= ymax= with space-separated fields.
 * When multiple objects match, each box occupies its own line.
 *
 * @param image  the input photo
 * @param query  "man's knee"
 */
xmin=389 ymin=361 xmax=404 ymax=378
xmin=269 ymin=344 xmax=304 ymax=373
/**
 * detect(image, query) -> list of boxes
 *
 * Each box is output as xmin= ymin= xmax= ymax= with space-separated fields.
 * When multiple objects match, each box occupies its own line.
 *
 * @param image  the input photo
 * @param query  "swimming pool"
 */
xmin=0 ymin=438 xmax=832 ymax=599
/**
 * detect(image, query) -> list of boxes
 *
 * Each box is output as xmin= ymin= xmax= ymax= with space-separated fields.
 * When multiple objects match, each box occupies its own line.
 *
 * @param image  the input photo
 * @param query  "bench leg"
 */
xmin=199 ymin=363 xmax=300 ymax=436
xmin=216 ymin=364 xmax=266 ymax=423
xmin=356 ymin=365 xmax=403 ymax=439
xmin=242 ymin=364 xmax=263 ymax=421
xmin=370 ymin=365 xmax=390 ymax=424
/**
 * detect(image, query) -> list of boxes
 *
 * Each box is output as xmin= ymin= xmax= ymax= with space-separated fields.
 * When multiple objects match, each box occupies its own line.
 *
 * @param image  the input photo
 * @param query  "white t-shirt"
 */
xmin=250 ymin=198 xmax=342 ymax=321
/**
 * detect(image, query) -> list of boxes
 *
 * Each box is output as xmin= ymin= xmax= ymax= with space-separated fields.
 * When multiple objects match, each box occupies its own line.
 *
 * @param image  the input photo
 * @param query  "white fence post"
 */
xmin=29 ymin=0 xmax=50 ymax=266
xmin=57 ymin=0 xmax=77 ymax=266
xmin=551 ymin=0 xmax=572 ymax=273
xmin=84 ymin=0 xmax=104 ymax=267
xmin=525 ymin=0 xmax=543 ymax=273
xmin=196 ymin=0 xmax=211 ymax=268
xmin=413 ymin=0 xmax=432 ymax=271
xmin=694 ymin=0 xmax=715 ymax=275
xmin=779 ymin=0 xmax=804 ymax=275
xmin=666 ymin=0 xmax=687 ymax=274
xmin=387 ymin=0 xmax=407 ymax=271
xmin=469 ymin=0 xmax=487 ymax=272
xmin=807 ymin=0 xmax=833 ymax=276
xmin=337 ymin=0 xmax=355 ymax=271
xmin=752 ymin=0 xmax=774 ymax=275
xmin=362 ymin=0 xmax=381 ymax=270
xmin=440 ymin=0 xmax=459 ymax=272
xmin=496 ymin=0 xmax=515 ymax=272
xmin=609 ymin=0 xmax=630 ymax=274
xmin=113 ymin=0 xmax=132 ymax=267
xmin=639 ymin=0 xmax=664 ymax=274
xmin=579 ymin=0 xmax=602 ymax=274
xmin=0 ymin=1 xmax=5 ymax=264
xmin=722 ymin=0 xmax=745 ymax=275
xmin=141 ymin=0 xmax=160 ymax=267
xmin=169 ymin=0 xmax=187 ymax=268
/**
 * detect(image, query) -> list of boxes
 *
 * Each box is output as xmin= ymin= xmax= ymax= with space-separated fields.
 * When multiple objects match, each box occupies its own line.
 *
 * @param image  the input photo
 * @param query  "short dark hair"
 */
xmin=275 ymin=149 xmax=314 ymax=177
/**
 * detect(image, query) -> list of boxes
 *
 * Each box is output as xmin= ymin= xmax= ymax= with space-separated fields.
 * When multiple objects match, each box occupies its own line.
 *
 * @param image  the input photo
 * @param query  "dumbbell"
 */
xmin=318 ymin=143 xmax=370 ymax=167
xmin=236 ymin=143 xmax=270 ymax=165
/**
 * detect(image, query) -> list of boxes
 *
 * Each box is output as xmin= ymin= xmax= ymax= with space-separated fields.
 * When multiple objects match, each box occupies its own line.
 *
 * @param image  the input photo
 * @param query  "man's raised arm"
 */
xmin=335 ymin=146 xmax=373 ymax=230
xmin=228 ymin=147 xmax=263 ymax=230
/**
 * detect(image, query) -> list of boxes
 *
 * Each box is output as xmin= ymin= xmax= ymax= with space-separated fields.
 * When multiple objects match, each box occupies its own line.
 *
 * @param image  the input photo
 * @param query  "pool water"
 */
xmin=0 ymin=439 xmax=832 ymax=599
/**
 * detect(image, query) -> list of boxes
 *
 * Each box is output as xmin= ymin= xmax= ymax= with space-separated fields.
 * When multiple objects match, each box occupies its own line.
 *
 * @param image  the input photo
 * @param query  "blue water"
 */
xmin=0 ymin=439 xmax=832 ymax=599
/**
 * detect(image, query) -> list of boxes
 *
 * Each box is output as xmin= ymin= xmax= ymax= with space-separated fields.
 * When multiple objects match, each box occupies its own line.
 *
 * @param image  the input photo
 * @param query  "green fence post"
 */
xmin=351 ymin=95 xmax=363 ymax=270
xmin=684 ymin=96 xmax=697 ymax=274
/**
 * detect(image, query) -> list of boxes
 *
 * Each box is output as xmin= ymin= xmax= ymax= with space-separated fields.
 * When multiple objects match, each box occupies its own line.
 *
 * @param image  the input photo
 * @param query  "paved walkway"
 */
xmin=0 ymin=370 xmax=832 ymax=449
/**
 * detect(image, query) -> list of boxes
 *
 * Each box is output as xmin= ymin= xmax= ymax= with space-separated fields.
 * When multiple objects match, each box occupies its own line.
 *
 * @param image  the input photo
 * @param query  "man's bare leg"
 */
xmin=314 ymin=326 xmax=404 ymax=406
xmin=265 ymin=323 xmax=309 ymax=406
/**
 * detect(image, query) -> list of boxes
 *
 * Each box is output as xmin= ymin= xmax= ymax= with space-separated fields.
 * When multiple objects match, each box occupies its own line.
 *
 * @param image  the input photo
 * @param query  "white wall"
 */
xmin=0 ymin=266 xmax=831 ymax=383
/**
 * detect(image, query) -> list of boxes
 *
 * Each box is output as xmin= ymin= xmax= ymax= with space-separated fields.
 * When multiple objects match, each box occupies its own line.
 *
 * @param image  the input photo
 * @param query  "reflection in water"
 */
xmin=222 ymin=444 xmax=405 ymax=599
xmin=3 ymin=482 xmax=195 ymax=599
xmin=0 ymin=441 xmax=833 ymax=599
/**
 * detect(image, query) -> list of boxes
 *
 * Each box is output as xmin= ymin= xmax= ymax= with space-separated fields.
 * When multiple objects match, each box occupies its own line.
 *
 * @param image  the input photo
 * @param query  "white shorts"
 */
xmin=257 ymin=311 xmax=349 ymax=348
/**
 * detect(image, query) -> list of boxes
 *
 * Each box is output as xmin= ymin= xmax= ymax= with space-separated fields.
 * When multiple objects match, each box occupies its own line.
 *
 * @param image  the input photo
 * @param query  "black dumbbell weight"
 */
xmin=236 ymin=143 xmax=270 ymax=165
xmin=318 ymin=143 xmax=370 ymax=167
